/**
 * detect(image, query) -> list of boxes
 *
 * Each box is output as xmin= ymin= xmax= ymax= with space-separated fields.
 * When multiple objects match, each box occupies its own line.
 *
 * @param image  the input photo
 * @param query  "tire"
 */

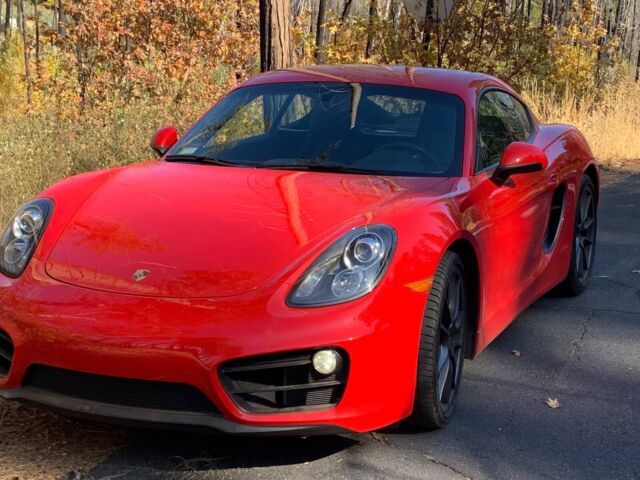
xmin=410 ymin=251 xmax=468 ymax=430
xmin=556 ymin=175 xmax=597 ymax=296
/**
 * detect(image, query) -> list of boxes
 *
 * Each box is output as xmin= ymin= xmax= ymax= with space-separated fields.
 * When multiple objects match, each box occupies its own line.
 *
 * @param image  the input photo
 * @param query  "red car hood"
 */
xmin=45 ymin=161 xmax=446 ymax=298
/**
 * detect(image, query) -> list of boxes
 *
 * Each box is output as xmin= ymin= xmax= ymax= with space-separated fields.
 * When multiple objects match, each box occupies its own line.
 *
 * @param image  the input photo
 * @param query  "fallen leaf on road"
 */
xmin=545 ymin=398 xmax=561 ymax=409
xmin=511 ymin=349 xmax=521 ymax=357
xmin=370 ymin=432 xmax=390 ymax=445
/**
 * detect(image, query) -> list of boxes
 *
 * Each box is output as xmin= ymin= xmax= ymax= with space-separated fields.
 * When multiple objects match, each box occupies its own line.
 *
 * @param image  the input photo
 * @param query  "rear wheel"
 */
xmin=410 ymin=251 xmax=468 ymax=430
xmin=557 ymin=175 xmax=597 ymax=296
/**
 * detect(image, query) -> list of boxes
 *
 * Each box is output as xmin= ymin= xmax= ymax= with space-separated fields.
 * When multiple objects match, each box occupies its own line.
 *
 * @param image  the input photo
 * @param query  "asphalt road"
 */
xmin=86 ymin=173 xmax=640 ymax=480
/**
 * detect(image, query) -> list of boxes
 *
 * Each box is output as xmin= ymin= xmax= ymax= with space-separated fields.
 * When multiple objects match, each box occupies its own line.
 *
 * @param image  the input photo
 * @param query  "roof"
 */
xmin=243 ymin=65 xmax=512 ymax=97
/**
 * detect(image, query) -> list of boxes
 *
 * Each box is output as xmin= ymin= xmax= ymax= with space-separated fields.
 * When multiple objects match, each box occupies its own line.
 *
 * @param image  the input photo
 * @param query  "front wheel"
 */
xmin=410 ymin=251 xmax=468 ymax=430
xmin=557 ymin=175 xmax=597 ymax=296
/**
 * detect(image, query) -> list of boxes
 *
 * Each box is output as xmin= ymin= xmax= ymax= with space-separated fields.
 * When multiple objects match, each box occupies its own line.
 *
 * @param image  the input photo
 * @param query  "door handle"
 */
xmin=547 ymin=174 xmax=560 ymax=189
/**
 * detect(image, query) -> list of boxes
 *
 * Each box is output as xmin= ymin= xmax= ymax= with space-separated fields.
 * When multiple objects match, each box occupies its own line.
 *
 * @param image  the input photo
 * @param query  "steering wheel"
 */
xmin=371 ymin=142 xmax=442 ymax=172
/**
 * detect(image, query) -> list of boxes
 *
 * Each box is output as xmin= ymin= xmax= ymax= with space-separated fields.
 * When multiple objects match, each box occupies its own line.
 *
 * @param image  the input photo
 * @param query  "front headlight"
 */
xmin=0 ymin=198 xmax=53 ymax=277
xmin=287 ymin=224 xmax=397 ymax=307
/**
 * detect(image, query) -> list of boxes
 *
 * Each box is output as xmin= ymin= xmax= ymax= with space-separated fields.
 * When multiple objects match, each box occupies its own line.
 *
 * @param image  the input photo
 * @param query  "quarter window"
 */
xmin=476 ymin=90 xmax=532 ymax=171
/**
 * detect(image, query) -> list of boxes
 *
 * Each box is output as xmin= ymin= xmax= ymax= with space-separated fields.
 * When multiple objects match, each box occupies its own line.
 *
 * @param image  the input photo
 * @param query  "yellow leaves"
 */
xmin=544 ymin=0 xmax=616 ymax=95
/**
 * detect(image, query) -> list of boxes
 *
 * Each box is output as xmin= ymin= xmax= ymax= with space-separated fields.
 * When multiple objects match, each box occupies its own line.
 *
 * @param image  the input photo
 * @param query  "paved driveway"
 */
xmin=73 ymin=174 xmax=640 ymax=479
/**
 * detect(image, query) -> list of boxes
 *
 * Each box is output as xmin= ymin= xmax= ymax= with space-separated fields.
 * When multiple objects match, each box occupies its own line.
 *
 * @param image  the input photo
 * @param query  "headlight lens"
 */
xmin=0 ymin=199 xmax=53 ymax=277
xmin=287 ymin=225 xmax=396 ymax=307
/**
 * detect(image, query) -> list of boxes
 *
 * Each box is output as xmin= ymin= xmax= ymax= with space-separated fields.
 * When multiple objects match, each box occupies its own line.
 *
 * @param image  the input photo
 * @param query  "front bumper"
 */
xmin=0 ymin=387 xmax=347 ymax=435
xmin=0 ymin=259 xmax=427 ymax=434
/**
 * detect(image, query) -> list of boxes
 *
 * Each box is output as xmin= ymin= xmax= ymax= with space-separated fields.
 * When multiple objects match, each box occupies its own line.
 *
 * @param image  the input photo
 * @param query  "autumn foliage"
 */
xmin=41 ymin=0 xmax=259 ymax=108
xmin=0 ymin=0 xmax=633 ymax=112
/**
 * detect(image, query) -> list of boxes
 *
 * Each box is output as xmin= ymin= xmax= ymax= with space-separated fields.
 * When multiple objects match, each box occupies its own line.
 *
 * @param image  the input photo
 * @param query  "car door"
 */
xmin=466 ymin=89 xmax=555 ymax=346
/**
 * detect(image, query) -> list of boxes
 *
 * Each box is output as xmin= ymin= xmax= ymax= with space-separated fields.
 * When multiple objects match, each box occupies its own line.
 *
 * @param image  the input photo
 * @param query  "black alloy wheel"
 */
xmin=557 ymin=175 xmax=597 ymax=296
xmin=410 ymin=251 xmax=468 ymax=429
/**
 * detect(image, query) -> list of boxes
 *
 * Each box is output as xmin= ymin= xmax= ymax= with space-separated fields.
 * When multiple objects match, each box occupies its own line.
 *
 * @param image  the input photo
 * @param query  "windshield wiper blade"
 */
xmin=258 ymin=164 xmax=391 ymax=175
xmin=165 ymin=154 xmax=239 ymax=166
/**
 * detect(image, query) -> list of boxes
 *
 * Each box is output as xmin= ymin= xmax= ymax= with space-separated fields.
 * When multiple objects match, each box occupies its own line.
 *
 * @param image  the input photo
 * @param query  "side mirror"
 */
xmin=493 ymin=142 xmax=548 ymax=183
xmin=150 ymin=126 xmax=178 ymax=157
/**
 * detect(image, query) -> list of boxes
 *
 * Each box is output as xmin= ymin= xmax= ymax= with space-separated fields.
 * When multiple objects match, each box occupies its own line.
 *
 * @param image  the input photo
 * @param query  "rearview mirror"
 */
xmin=150 ymin=126 xmax=178 ymax=157
xmin=493 ymin=142 xmax=548 ymax=183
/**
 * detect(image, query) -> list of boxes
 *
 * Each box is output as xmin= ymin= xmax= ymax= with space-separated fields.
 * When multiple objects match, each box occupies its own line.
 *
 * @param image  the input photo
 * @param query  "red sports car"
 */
xmin=0 ymin=65 xmax=598 ymax=434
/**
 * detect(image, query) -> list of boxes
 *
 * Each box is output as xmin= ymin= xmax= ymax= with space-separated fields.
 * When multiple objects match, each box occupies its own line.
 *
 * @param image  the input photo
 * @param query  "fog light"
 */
xmin=312 ymin=349 xmax=342 ymax=375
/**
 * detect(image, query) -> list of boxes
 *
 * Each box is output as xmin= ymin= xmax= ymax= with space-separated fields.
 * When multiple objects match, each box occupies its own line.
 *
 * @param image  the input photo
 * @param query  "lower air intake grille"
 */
xmin=0 ymin=328 xmax=14 ymax=377
xmin=220 ymin=349 xmax=349 ymax=413
xmin=23 ymin=365 xmax=219 ymax=414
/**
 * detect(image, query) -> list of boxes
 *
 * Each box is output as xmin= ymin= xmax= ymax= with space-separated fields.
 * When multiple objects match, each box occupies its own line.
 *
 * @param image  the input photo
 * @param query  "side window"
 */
xmin=476 ymin=91 xmax=532 ymax=171
xmin=493 ymin=91 xmax=531 ymax=141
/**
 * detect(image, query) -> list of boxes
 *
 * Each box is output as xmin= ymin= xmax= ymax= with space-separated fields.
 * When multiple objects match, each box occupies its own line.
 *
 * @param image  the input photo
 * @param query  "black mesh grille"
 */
xmin=23 ymin=365 xmax=219 ymax=414
xmin=0 ymin=328 xmax=14 ymax=377
xmin=220 ymin=349 xmax=348 ymax=413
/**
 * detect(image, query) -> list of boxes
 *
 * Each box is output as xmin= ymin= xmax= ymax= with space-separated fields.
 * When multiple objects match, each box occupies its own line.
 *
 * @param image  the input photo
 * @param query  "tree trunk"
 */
xmin=628 ymin=0 xmax=638 ymax=61
xmin=613 ymin=0 xmax=624 ymax=37
xmin=4 ymin=0 xmax=11 ymax=36
xmin=505 ymin=0 xmax=513 ymax=14
xmin=341 ymin=0 xmax=355 ymax=21
xmin=389 ymin=0 xmax=401 ymax=27
xmin=18 ymin=0 xmax=32 ymax=106
xmin=315 ymin=0 xmax=328 ymax=63
xmin=58 ymin=0 xmax=66 ymax=38
xmin=1 ymin=0 xmax=4 ymax=36
xmin=34 ymin=0 xmax=40 ymax=78
xmin=259 ymin=0 xmax=292 ymax=72
xmin=365 ymin=0 xmax=378 ymax=59
xmin=333 ymin=0 xmax=354 ymax=46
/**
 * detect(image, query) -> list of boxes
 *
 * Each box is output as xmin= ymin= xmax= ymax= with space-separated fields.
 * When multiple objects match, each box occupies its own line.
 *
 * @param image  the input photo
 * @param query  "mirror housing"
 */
xmin=150 ymin=126 xmax=178 ymax=157
xmin=493 ymin=142 xmax=548 ymax=183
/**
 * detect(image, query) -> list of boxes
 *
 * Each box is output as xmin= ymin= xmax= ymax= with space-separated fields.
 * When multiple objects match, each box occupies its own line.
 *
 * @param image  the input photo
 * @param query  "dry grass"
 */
xmin=521 ymin=77 xmax=640 ymax=170
xmin=0 ymin=101 xmax=201 ymax=226
xmin=0 ymin=399 xmax=125 ymax=480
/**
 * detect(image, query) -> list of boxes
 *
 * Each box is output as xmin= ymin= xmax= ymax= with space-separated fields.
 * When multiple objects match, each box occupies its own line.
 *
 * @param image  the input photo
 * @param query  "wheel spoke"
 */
xmin=575 ymin=236 xmax=582 ymax=274
xmin=451 ymin=347 xmax=463 ymax=386
xmin=437 ymin=356 xmax=450 ymax=402
xmin=441 ymin=355 xmax=455 ymax=405
xmin=577 ymin=242 xmax=585 ymax=275
xmin=580 ymin=191 xmax=590 ymax=224
xmin=580 ymin=216 xmax=594 ymax=233
xmin=583 ymin=243 xmax=592 ymax=271
xmin=447 ymin=276 xmax=460 ymax=327
xmin=438 ymin=345 xmax=449 ymax=372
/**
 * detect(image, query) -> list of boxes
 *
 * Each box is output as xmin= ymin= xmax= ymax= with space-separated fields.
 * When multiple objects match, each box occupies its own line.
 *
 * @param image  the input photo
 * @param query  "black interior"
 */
xmin=169 ymin=82 xmax=465 ymax=177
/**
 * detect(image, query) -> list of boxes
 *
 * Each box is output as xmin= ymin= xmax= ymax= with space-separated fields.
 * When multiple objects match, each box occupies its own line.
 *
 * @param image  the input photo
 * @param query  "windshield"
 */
xmin=168 ymin=82 xmax=465 ymax=177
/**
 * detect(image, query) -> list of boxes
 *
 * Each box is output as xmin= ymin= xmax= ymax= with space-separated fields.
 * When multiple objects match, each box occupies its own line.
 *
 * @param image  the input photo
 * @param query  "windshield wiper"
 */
xmin=165 ymin=154 xmax=241 ymax=167
xmin=255 ymin=163 xmax=391 ymax=175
